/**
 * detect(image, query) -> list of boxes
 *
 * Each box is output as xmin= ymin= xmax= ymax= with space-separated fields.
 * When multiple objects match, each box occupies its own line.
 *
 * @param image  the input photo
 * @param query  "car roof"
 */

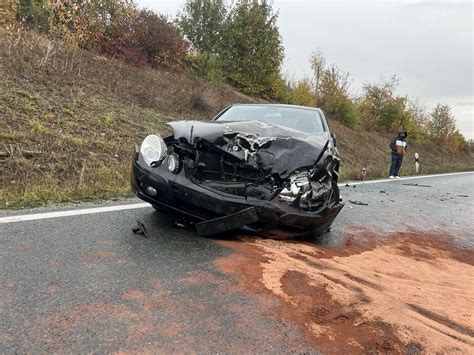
xmin=230 ymin=103 xmax=322 ymax=111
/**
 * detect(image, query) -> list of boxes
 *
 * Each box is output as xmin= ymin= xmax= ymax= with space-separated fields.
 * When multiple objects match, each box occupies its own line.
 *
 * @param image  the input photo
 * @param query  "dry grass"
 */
xmin=0 ymin=28 xmax=472 ymax=208
xmin=0 ymin=28 xmax=259 ymax=208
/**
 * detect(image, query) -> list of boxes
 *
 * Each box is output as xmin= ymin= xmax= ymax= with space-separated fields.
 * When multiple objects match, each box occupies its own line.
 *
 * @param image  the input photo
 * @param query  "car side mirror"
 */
xmin=331 ymin=132 xmax=337 ymax=147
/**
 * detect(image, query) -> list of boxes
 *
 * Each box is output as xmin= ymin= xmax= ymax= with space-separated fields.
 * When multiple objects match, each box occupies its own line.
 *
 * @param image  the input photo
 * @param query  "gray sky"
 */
xmin=138 ymin=0 xmax=473 ymax=139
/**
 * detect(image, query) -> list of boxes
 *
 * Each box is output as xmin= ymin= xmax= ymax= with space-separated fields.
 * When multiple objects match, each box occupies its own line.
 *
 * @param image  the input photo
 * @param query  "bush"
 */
xmin=17 ymin=0 xmax=50 ymax=32
xmin=14 ymin=1 xmax=189 ymax=70
xmin=0 ymin=0 xmax=19 ymax=26
xmin=46 ymin=0 xmax=137 ymax=49
xmin=277 ymin=78 xmax=315 ymax=107
xmin=131 ymin=10 xmax=189 ymax=70
xmin=184 ymin=51 xmax=224 ymax=81
xmin=100 ymin=9 xmax=190 ymax=70
xmin=321 ymin=95 xmax=358 ymax=127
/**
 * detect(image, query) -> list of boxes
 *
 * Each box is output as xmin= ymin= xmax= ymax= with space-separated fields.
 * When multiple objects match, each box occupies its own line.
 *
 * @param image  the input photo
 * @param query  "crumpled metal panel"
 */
xmin=167 ymin=120 xmax=330 ymax=179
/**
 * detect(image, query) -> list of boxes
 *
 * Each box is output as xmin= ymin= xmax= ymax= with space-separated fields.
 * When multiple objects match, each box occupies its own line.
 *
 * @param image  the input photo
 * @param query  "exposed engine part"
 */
xmin=231 ymin=133 xmax=276 ymax=152
xmin=279 ymin=170 xmax=311 ymax=202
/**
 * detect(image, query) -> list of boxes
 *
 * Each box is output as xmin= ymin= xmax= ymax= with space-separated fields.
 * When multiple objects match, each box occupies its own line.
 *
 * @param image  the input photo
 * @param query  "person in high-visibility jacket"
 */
xmin=389 ymin=128 xmax=408 ymax=179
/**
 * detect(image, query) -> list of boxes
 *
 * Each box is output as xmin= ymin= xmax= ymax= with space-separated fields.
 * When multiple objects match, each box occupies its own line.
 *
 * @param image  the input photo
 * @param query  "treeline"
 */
xmin=279 ymin=53 xmax=468 ymax=152
xmin=1 ymin=0 xmax=469 ymax=152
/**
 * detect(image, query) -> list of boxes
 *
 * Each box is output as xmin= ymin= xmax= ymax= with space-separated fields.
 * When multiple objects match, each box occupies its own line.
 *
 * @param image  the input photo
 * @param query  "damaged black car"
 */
xmin=131 ymin=104 xmax=343 ymax=237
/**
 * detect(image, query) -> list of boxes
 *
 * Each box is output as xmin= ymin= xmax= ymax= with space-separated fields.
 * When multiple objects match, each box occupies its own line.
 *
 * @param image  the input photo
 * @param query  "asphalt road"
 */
xmin=1 ymin=172 xmax=473 ymax=353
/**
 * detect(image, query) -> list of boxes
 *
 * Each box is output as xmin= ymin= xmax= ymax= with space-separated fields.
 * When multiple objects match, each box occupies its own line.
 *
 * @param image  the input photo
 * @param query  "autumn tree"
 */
xmin=179 ymin=0 xmax=226 ymax=55
xmin=310 ymin=50 xmax=326 ymax=99
xmin=445 ymin=130 xmax=469 ymax=152
xmin=359 ymin=75 xmax=412 ymax=131
xmin=405 ymin=98 xmax=430 ymax=140
xmin=428 ymin=104 xmax=457 ymax=142
xmin=178 ymin=0 xmax=227 ymax=79
xmin=277 ymin=78 xmax=315 ymax=107
xmin=220 ymin=0 xmax=284 ymax=99
xmin=309 ymin=52 xmax=358 ymax=126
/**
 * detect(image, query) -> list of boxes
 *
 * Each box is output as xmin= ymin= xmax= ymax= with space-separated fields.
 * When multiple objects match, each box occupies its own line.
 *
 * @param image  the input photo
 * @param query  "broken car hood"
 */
xmin=167 ymin=120 xmax=330 ymax=178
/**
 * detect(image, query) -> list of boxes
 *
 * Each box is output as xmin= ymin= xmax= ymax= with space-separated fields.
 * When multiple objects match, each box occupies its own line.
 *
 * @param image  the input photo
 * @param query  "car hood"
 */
xmin=167 ymin=120 xmax=330 ymax=179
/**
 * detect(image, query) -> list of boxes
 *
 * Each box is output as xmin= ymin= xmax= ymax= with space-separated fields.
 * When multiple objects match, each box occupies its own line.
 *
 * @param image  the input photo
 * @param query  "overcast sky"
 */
xmin=138 ymin=0 xmax=473 ymax=139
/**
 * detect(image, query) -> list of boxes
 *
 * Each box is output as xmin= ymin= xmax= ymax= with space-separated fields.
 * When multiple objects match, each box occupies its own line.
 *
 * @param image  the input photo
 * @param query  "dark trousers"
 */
xmin=389 ymin=154 xmax=403 ymax=176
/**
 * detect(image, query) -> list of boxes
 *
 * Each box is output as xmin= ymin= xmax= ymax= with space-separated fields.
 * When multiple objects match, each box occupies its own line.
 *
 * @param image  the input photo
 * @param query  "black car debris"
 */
xmin=131 ymin=104 xmax=343 ymax=237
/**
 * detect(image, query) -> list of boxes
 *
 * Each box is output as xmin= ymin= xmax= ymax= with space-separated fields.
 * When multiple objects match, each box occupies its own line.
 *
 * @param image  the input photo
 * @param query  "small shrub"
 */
xmin=0 ymin=0 xmax=18 ymax=26
xmin=53 ymin=135 xmax=85 ymax=148
xmin=102 ymin=9 xmax=189 ymax=70
xmin=28 ymin=118 xmax=47 ymax=133
xmin=62 ymin=108 xmax=74 ymax=116
xmin=63 ymin=135 xmax=85 ymax=147
xmin=184 ymin=52 xmax=224 ymax=81
xmin=98 ymin=166 xmax=119 ymax=185
xmin=100 ymin=114 xmax=114 ymax=126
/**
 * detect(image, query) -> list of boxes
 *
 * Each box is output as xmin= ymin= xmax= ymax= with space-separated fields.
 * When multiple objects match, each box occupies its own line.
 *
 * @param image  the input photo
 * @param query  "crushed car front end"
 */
xmin=131 ymin=118 xmax=343 ymax=237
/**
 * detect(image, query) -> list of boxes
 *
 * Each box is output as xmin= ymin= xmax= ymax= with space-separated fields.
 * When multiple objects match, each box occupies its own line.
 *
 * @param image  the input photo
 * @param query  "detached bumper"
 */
xmin=131 ymin=157 xmax=343 ymax=236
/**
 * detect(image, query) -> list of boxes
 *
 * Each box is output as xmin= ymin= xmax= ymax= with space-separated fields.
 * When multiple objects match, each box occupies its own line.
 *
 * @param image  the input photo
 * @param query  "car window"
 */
xmin=215 ymin=105 xmax=326 ymax=133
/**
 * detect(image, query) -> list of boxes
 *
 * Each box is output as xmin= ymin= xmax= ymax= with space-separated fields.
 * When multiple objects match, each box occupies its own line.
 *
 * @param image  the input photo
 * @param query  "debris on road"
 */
xmin=174 ymin=217 xmax=192 ymax=229
xmin=457 ymin=194 xmax=469 ymax=198
xmin=403 ymin=183 xmax=431 ymax=187
xmin=132 ymin=219 xmax=148 ymax=238
xmin=348 ymin=200 xmax=369 ymax=206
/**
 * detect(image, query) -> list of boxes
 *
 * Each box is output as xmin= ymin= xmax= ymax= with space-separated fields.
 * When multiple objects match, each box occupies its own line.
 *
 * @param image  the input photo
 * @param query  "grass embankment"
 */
xmin=0 ymin=29 xmax=258 ymax=208
xmin=1 ymin=29 xmax=473 ymax=209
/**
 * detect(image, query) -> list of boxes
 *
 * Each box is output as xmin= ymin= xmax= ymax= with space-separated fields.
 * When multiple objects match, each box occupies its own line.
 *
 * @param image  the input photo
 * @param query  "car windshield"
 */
xmin=215 ymin=105 xmax=326 ymax=133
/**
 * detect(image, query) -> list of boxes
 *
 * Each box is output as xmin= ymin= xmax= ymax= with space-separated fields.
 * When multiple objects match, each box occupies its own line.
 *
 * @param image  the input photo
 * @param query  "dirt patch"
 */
xmin=0 ymin=332 xmax=13 ymax=343
xmin=216 ymin=231 xmax=474 ymax=353
xmin=141 ymin=300 xmax=167 ymax=311
xmin=84 ymin=250 xmax=116 ymax=261
xmin=99 ymin=240 xmax=119 ymax=246
xmin=41 ymin=261 xmax=65 ymax=269
xmin=47 ymin=281 xmax=60 ymax=295
xmin=122 ymin=289 xmax=145 ymax=301
xmin=127 ymin=321 xmax=156 ymax=340
xmin=113 ymin=258 xmax=134 ymax=266
xmin=19 ymin=242 xmax=32 ymax=252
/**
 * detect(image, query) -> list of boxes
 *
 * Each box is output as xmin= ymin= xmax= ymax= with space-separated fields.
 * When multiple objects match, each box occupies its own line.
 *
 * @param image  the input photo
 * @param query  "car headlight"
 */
xmin=140 ymin=134 xmax=167 ymax=166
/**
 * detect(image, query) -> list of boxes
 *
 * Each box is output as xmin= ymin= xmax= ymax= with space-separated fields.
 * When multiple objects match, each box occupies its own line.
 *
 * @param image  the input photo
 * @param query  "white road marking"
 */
xmin=0 ymin=203 xmax=150 ymax=224
xmin=0 ymin=171 xmax=472 ymax=225
xmin=337 ymin=171 xmax=473 ymax=187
